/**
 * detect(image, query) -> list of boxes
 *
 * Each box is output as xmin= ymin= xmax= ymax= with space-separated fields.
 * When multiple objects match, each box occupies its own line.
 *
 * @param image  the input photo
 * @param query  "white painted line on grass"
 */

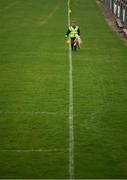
xmin=0 ymin=111 xmax=57 ymax=115
xmin=68 ymin=0 xmax=75 ymax=179
xmin=39 ymin=4 xmax=60 ymax=25
xmin=0 ymin=148 xmax=68 ymax=153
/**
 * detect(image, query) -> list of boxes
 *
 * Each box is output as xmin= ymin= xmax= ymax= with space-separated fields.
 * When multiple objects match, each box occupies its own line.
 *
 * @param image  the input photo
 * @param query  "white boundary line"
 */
xmin=68 ymin=0 xmax=75 ymax=179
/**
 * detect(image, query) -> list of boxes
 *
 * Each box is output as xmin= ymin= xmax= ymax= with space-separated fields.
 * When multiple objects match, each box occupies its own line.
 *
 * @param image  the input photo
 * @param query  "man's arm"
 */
xmin=66 ymin=29 xmax=71 ymax=37
xmin=77 ymin=28 xmax=80 ymax=36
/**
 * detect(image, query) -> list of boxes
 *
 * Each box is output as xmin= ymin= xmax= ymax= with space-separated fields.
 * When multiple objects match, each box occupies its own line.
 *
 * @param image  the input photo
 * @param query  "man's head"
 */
xmin=71 ymin=20 xmax=76 ymax=27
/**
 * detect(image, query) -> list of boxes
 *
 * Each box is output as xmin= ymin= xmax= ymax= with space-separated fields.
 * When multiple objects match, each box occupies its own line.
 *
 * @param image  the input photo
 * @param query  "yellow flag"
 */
xmin=66 ymin=38 xmax=70 ymax=45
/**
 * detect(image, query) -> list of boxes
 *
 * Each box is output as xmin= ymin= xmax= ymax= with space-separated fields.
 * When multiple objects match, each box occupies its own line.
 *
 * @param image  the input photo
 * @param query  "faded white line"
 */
xmin=0 ymin=1 xmax=19 ymax=12
xmin=0 ymin=148 xmax=68 ymax=153
xmin=39 ymin=4 xmax=60 ymax=25
xmin=1 ymin=51 xmax=65 ymax=57
xmin=0 ymin=111 xmax=57 ymax=115
xmin=68 ymin=0 xmax=75 ymax=179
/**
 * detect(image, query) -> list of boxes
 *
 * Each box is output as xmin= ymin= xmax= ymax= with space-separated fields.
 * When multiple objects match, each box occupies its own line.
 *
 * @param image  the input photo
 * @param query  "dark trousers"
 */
xmin=71 ymin=37 xmax=77 ymax=51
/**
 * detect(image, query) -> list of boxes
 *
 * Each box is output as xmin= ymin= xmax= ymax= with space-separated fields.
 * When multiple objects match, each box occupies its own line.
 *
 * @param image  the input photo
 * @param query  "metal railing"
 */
xmin=102 ymin=0 xmax=127 ymax=25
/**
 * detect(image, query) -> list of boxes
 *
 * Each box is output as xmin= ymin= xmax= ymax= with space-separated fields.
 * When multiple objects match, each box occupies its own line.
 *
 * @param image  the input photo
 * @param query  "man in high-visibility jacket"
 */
xmin=65 ymin=21 xmax=80 ymax=51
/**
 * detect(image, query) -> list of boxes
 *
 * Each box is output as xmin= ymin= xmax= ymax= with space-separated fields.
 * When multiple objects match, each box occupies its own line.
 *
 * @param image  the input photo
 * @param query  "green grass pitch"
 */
xmin=0 ymin=0 xmax=127 ymax=179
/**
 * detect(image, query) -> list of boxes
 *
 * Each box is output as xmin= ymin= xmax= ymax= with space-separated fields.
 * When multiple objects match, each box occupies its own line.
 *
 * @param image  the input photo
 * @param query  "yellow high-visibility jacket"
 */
xmin=69 ymin=26 xmax=79 ymax=38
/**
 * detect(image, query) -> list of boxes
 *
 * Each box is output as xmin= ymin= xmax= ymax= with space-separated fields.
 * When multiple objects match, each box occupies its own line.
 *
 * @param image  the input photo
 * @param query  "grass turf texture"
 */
xmin=0 ymin=0 xmax=127 ymax=179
